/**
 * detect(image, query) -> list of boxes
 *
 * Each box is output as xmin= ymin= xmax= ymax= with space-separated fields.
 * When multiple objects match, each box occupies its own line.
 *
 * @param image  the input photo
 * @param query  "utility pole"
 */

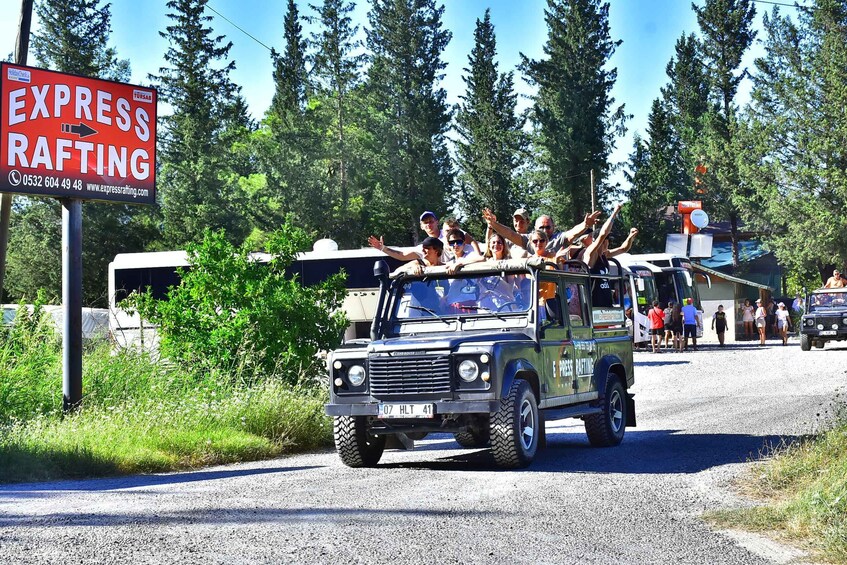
xmin=0 ymin=0 xmax=33 ymax=303
xmin=590 ymin=169 xmax=596 ymax=212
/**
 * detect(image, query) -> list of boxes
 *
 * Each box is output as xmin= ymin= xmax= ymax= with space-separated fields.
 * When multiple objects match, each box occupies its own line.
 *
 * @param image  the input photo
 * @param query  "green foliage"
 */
xmin=32 ymin=0 xmax=130 ymax=81
xmin=0 ymin=343 xmax=333 ymax=483
xmin=522 ymin=0 xmax=628 ymax=226
xmin=0 ymin=292 xmax=62 ymax=422
xmin=455 ymin=9 xmax=528 ymax=238
xmin=738 ymin=0 xmax=847 ymax=279
xmin=364 ymin=0 xmax=454 ymax=244
xmin=692 ymin=0 xmax=757 ymax=267
xmin=154 ymin=0 xmax=250 ymax=247
xmin=130 ymin=226 xmax=348 ymax=385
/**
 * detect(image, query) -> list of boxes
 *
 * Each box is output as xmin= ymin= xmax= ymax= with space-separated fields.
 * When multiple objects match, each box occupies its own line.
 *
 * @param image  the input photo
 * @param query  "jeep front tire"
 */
xmin=490 ymin=379 xmax=539 ymax=468
xmin=334 ymin=416 xmax=385 ymax=467
xmin=800 ymin=333 xmax=811 ymax=351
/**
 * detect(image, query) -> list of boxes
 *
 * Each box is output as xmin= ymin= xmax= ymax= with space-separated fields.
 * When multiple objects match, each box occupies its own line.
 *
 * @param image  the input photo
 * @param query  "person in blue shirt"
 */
xmin=681 ymin=298 xmax=700 ymax=351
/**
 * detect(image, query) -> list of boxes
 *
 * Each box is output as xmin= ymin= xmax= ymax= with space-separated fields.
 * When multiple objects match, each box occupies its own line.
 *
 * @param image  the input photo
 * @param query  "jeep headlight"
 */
xmin=458 ymin=359 xmax=479 ymax=382
xmin=348 ymin=365 xmax=366 ymax=387
xmin=805 ymin=318 xmax=814 ymax=327
xmin=842 ymin=317 xmax=847 ymax=326
xmin=817 ymin=323 xmax=824 ymax=330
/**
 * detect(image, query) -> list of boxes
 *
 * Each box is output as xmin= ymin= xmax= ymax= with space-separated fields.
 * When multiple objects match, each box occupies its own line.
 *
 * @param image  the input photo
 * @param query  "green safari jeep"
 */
xmin=325 ymin=256 xmax=636 ymax=468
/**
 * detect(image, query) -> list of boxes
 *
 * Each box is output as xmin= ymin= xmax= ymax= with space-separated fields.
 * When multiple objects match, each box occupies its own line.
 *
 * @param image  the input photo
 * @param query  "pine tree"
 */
xmin=7 ymin=0 xmax=156 ymax=305
xmin=31 ymin=0 xmax=130 ymax=81
xmin=455 ymin=9 xmax=526 ymax=238
xmin=660 ymin=32 xmax=711 ymax=191
xmin=271 ymin=0 xmax=310 ymax=124
xmin=522 ymin=0 xmax=628 ymax=226
xmin=153 ymin=0 xmax=249 ymax=247
xmin=692 ymin=0 xmax=756 ymax=267
xmin=309 ymin=0 xmax=367 ymax=246
xmin=364 ymin=0 xmax=453 ymax=244
xmin=740 ymin=0 xmax=847 ymax=281
xmin=622 ymin=99 xmax=685 ymax=252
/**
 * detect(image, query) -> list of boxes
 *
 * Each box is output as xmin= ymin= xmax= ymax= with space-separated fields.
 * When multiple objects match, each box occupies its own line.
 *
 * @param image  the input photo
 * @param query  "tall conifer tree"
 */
xmin=692 ymin=0 xmax=756 ymax=267
xmin=740 ymin=1 xmax=847 ymax=280
xmin=455 ymin=9 xmax=526 ymax=238
xmin=365 ymin=0 xmax=453 ymax=244
xmin=309 ymin=0 xmax=367 ymax=245
xmin=154 ymin=0 xmax=249 ymax=246
xmin=522 ymin=0 xmax=627 ymax=226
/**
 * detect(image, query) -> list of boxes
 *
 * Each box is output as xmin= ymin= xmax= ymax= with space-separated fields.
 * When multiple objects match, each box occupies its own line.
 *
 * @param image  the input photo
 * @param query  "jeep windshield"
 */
xmin=809 ymin=290 xmax=847 ymax=311
xmin=393 ymin=273 xmax=532 ymax=320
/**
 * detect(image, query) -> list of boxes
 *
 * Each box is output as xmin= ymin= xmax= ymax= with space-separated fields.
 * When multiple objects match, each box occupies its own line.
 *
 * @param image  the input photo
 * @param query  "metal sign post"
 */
xmin=62 ymin=199 xmax=82 ymax=410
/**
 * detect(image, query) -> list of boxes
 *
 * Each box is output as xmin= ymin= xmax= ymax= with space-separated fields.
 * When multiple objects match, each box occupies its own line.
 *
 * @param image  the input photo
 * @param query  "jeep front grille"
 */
xmin=369 ymin=355 xmax=453 ymax=396
xmin=816 ymin=316 xmax=841 ymax=328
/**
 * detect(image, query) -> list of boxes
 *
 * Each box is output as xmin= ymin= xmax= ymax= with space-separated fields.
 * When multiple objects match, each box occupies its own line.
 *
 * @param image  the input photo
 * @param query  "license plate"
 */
xmin=378 ymin=403 xmax=434 ymax=419
xmin=820 ymin=330 xmax=837 ymax=336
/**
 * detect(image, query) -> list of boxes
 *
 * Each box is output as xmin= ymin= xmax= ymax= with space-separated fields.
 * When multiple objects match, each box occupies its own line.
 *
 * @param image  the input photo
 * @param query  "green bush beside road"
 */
xmin=0 ymin=228 xmax=340 ymax=484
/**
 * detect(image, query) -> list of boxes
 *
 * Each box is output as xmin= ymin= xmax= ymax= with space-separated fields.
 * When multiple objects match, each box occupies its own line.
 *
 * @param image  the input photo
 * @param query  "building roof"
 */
xmin=691 ymin=262 xmax=773 ymax=291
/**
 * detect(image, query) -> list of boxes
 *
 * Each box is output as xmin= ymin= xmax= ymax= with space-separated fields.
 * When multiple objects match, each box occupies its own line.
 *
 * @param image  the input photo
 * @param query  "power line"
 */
xmin=750 ymin=0 xmax=808 ymax=8
xmin=206 ymin=3 xmax=273 ymax=53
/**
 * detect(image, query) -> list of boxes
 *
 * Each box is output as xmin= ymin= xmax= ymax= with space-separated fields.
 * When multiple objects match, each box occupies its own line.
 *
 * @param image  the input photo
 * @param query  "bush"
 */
xmin=130 ymin=226 xmax=348 ymax=385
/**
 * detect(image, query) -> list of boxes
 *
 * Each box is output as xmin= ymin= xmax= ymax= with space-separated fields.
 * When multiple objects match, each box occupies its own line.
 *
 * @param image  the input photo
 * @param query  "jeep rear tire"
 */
xmin=490 ymin=379 xmax=539 ymax=468
xmin=584 ymin=375 xmax=626 ymax=447
xmin=800 ymin=333 xmax=811 ymax=351
xmin=334 ymin=416 xmax=385 ymax=467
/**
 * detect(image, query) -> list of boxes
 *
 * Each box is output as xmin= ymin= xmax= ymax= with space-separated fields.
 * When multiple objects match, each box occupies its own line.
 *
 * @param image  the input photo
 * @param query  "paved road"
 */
xmin=1 ymin=340 xmax=843 ymax=564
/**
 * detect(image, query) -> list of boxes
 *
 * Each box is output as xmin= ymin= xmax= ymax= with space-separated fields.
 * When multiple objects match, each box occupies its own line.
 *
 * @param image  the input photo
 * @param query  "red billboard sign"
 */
xmin=0 ymin=63 xmax=156 ymax=205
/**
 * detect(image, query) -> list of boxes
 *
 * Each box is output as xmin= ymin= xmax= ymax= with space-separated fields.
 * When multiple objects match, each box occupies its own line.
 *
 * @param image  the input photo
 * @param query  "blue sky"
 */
xmin=2 ymin=1 xmax=794 ymax=191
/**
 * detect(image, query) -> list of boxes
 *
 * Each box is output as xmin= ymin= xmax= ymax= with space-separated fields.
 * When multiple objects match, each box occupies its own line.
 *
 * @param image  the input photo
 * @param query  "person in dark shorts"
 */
xmin=711 ymin=304 xmax=728 ymax=346
xmin=681 ymin=298 xmax=699 ymax=351
xmin=647 ymin=300 xmax=665 ymax=353
xmin=671 ymin=302 xmax=684 ymax=352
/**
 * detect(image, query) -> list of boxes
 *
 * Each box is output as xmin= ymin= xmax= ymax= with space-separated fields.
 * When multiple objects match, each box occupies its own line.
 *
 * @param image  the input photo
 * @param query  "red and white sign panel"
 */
xmin=0 ymin=63 xmax=156 ymax=205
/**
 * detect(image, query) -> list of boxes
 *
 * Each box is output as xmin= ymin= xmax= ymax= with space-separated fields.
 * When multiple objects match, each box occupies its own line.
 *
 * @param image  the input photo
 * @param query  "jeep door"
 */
xmin=539 ymin=274 xmax=589 ymax=404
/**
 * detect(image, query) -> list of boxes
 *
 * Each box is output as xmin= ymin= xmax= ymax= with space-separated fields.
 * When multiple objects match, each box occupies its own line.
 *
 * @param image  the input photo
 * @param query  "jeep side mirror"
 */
xmin=374 ymin=260 xmax=389 ymax=282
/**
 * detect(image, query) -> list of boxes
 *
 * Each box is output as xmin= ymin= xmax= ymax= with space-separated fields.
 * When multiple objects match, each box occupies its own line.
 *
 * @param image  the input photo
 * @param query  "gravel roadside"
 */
xmin=1 ymin=339 xmax=843 ymax=564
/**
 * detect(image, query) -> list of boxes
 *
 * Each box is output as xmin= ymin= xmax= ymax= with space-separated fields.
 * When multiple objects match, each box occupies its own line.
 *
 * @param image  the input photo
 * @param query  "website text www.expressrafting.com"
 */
xmin=87 ymin=182 xmax=149 ymax=199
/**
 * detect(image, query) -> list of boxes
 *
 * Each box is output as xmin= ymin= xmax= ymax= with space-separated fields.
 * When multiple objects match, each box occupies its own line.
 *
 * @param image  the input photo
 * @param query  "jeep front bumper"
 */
xmin=325 ymin=400 xmax=500 ymax=417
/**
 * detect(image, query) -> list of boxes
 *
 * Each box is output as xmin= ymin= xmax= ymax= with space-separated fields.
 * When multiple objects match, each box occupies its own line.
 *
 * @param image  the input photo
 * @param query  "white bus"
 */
xmin=107 ymin=244 xmax=406 ymax=351
xmin=616 ymin=253 xmax=707 ymax=337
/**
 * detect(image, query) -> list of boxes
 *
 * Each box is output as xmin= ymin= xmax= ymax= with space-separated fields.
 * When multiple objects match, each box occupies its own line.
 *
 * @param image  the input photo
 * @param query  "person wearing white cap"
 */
xmin=754 ymin=298 xmax=768 ymax=345
xmin=775 ymin=302 xmax=791 ymax=345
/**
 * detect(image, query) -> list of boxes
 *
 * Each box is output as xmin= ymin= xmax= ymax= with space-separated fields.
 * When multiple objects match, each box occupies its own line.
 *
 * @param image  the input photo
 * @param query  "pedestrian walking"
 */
xmin=663 ymin=300 xmax=674 ymax=349
xmin=776 ymin=302 xmax=791 ymax=346
xmin=647 ymin=300 xmax=665 ymax=354
xmin=681 ymin=298 xmax=699 ymax=351
xmin=740 ymin=298 xmax=755 ymax=340
xmin=711 ymin=305 xmax=728 ymax=346
xmin=754 ymin=298 xmax=767 ymax=345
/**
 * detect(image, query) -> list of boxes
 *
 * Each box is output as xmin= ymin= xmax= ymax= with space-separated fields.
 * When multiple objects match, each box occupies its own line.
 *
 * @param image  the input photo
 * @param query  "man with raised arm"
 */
xmin=481 ymin=208 xmax=601 ymax=256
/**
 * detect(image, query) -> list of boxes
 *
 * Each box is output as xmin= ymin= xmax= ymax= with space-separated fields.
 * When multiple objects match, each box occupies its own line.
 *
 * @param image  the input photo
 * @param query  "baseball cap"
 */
xmin=419 ymin=211 xmax=437 ymax=222
xmin=778 ymin=302 xmax=785 ymax=307
xmin=755 ymin=298 xmax=762 ymax=303
xmin=420 ymin=236 xmax=443 ymax=252
xmin=513 ymin=208 xmax=529 ymax=221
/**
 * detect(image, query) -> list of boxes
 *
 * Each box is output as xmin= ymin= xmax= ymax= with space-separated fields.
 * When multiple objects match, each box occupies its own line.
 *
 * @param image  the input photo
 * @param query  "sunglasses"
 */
xmin=448 ymin=240 xmax=464 ymax=246
xmin=530 ymin=239 xmax=546 ymax=244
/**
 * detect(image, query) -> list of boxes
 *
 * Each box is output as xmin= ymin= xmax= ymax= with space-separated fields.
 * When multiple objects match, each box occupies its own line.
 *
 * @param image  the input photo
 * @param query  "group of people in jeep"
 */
xmin=367 ymin=205 xmax=639 ymax=282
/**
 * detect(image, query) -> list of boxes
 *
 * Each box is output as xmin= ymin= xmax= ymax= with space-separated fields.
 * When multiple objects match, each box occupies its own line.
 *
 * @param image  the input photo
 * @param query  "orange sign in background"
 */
xmin=0 ymin=63 xmax=156 ymax=204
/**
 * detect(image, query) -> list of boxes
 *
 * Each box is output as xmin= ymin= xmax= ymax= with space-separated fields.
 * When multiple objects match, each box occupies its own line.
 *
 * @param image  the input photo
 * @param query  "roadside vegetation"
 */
xmin=0 ymin=228 xmax=343 ymax=484
xmin=707 ymin=407 xmax=847 ymax=563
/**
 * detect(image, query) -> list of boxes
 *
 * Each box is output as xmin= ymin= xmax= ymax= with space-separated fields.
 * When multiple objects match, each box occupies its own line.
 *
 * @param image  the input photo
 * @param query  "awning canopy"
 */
xmin=692 ymin=262 xmax=773 ymax=291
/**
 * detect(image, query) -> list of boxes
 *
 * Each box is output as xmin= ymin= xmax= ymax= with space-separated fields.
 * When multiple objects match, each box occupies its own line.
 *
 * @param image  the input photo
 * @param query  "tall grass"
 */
xmin=0 ymin=310 xmax=333 ymax=484
xmin=707 ymin=411 xmax=847 ymax=563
